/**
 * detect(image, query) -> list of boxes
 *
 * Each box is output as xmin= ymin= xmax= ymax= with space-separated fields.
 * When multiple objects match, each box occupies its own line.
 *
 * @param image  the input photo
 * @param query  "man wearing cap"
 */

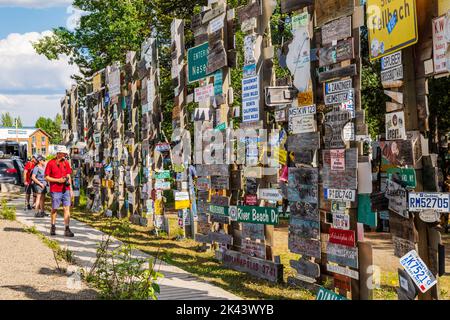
xmin=45 ymin=146 xmax=74 ymax=237
xmin=23 ymin=155 xmax=38 ymax=210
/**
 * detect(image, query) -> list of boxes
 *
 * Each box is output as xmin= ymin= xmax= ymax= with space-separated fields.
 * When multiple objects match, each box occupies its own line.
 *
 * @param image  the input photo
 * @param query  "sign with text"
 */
xmin=433 ymin=16 xmax=448 ymax=74
xmin=326 ymin=243 xmax=359 ymax=269
xmin=400 ymin=250 xmax=437 ymax=293
xmin=330 ymin=149 xmax=346 ymax=171
xmin=188 ymin=42 xmax=209 ymax=83
xmin=408 ymin=192 xmax=450 ymax=213
xmin=237 ymin=206 xmax=279 ymax=225
xmin=325 ymin=188 xmax=356 ymax=202
xmin=329 ymin=228 xmax=355 ymax=247
xmin=386 ymin=111 xmax=406 ymax=140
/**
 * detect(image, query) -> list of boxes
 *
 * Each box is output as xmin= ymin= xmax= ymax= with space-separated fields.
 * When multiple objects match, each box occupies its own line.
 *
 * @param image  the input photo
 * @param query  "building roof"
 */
xmin=0 ymin=127 xmax=51 ymax=140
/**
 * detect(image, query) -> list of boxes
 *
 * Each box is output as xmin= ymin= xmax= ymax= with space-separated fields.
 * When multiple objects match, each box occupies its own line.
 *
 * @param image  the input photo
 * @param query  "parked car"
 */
xmin=0 ymin=156 xmax=24 ymax=185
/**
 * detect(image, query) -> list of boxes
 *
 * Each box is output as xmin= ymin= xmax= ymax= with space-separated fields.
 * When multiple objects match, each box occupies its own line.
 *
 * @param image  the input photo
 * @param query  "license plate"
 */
xmin=400 ymin=250 xmax=437 ymax=293
xmin=325 ymin=188 xmax=356 ymax=202
xmin=408 ymin=192 xmax=450 ymax=213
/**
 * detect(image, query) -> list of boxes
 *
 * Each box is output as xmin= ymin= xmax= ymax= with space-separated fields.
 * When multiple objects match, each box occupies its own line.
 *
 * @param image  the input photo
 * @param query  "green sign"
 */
xmin=215 ymin=122 xmax=227 ymax=132
xmin=387 ymin=168 xmax=416 ymax=188
xmin=316 ymin=287 xmax=347 ymax=300
xmin=214 ymin=70 xmax=223 ymax=95
xmin=357 ymin=194 xmax=377 ymax=228
xmin=153 ymin=170 xmax=171 ymax=179
xmin=187 ymin=42 xmax=209 ymax=83
xmin=237 ymin=206 xmax=279 ymax=225
xmin=209 ymin=205 xmax=229 ymax=216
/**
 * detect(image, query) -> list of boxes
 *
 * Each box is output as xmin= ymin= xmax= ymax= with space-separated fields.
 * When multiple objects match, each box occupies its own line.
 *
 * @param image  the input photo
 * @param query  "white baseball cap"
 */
xmin=55 ymin=145 xmax=69 ymax=154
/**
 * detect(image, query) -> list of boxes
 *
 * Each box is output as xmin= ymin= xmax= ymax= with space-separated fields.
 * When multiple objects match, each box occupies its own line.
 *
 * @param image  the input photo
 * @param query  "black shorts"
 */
xmin=25 ymin=184 xmax=34 ymax=195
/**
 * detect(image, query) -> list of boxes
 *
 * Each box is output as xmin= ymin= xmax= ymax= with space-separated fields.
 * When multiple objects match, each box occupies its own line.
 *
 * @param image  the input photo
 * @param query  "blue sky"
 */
xmin=0 ymin=0 xmax=78 ymax=126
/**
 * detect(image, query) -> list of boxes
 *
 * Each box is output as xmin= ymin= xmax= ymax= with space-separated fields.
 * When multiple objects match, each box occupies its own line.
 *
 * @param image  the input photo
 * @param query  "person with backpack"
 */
xmin=44 ymin=146 xmax=74 ymax=237
xmin=31 ymin=155 xmax=48 ymax=218
xmin=23 ymin=155 xmax=38 ymax=210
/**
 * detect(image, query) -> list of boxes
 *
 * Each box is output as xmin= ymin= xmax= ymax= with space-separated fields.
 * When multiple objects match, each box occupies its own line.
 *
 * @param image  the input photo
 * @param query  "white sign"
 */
xmin=258 ymin=188 xmax=283 ymax=202
xmin=325 ymin=188 xmax=356 ymax=202
xmin=155 ymin=180 xmax=171 ymax=190
xmin=433 ymin=16 xmax=448 ymax=74
xmin=242 ymin=76 xmax=260 ymax=122
xmin=386 ymin=179 xmax=409 ymax=218
xmin=291 ymin=12 xmax=309 ymax=31
xmin=386 ymin=111 xmax=406 ymax=140
xmin=195 ymin=84 xmax=214 ymax=102
xmin=174 ymin=191 xmax=190 ymax=201
xmin=209 ymin=14 xmax=225 ymax=33
xmin=419 ymin=210 xmax=441 ymax=223
xmin=381 ymin=51 xmax=402 ymax=70
xmin=400 ymin=250 xmax=437 ymax=293
xmin=288 ymin=105 xmax=317 ymax=134
xmin=326 ymin=263 xmax=359 ymax=280
xmin=324 ymin=79 xmax=353 ymax=95
xmin=332 ymin=213 xmax=350 ymax=230
xmin=330 ymin=149 xmax=345 ymax=171
xmin=408 ymin=192 xmax=450 ymax=213
xmin=286 ymin=25 xmax=311 ymax=92
xmin=381 ymin=65 xmax=403 ymax=83
xmin=325 ymin=89 xmax=354 ymax=105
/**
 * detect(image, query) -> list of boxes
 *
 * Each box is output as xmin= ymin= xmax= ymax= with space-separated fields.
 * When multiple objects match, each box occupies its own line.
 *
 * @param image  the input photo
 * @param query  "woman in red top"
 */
xmin=23 ymin=155 xmax=38 ymax=210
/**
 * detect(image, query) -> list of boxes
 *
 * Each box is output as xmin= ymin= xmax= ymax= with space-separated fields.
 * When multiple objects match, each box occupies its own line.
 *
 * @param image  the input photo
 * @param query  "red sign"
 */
xmin=244 ymin=194 xmax=258 ymax=206
xmin=329 ymin=228 xmax=355 ymax=247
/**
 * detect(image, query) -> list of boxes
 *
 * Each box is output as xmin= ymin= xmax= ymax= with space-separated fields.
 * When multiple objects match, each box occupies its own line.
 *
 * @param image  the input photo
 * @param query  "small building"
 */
xmin=0 ymin=127 xmax=52 ymax=157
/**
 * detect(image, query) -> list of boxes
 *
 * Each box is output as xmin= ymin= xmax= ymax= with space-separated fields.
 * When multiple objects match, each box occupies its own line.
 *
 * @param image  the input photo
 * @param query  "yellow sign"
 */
xmin=367 ymin=0 xmax=418 ymax=60
xmin=439 ymin=0 xmax=450 ymax=15
xmin=175 ymin=200 xmax=191 ymax=210
xmin=93 ymin=73 xmax=102 ymax=92
xmin=155 ymin=199 xmax=163 ymax=215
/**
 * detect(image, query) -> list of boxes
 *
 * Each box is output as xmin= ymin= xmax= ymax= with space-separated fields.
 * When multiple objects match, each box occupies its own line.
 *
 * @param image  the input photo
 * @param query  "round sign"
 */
xmin=229 ymin=205 xmax=238 ymax=221
xmin=419 ymin=210 xmax=440 ymax=223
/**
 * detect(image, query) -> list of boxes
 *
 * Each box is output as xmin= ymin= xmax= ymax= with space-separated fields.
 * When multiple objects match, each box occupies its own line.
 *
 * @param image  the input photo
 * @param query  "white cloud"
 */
xmin=0 ymin=94 xmax=62 ymax=126
xmin=66 ymin=5 xmax=87 ymax=31
xmin=0 ymin=31 xmax=78 ymax=93
xmin=0 ymin=0 xmax=71 ymax=8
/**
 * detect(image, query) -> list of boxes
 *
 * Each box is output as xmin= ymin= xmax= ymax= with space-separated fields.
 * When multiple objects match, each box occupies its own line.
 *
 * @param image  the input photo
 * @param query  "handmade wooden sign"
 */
xmin=221 ymin=249 xmax=282 ymax=283
xmin=287 ymin=132 xmax=320 ymax=151
xmin=242 ymin=222 xmax=265 ymax=240
xmin=378 ymin=140 xmax=414 ymax=168
xmin=290 ymin=219 xmax=320 ymax=239
xmin=392 ymin=236 xmax=416 ymax=258
xmin=210 ymin=213 xmax=230 ymax=224
xmin=195 ymin=233 xmax=211 ymax=244
xmin=326 ymin=263 xmax=359 ymax=280
xmin=280 ymin=0 xmax=313 ymax=13
xmin=323 ymin=109 xmax=352 ymax=149
xmin=329 ymin=228 xmax=355 ymax=247
xmin=321 ymin=167 xmax=357 ymax=190
xmin=289 ymin=231 xmax=321 ymax=259
xmin=196 ymin=164 xmax=230 ymax=176
xmin=202 ymin=3 xmax=226 ymax=24
xmin=210 ymin=194 xmax=230 ymax=206
xmin=287 ymin=167 xmax=319 ymax=203
xmin=386 ymin=102 xmax=403 ymax=112
xmin=319 ymin=64 xmax=357 ymax=83
xmin=386 ymin=111 xmax=406 ymax=140
xmin=319 ymin=38 xmax=354 ymax=67
xmin=241 ymin=238 xmax=266 ymax=259
xmin=265 ymin=86 xmax=296 ymax=106
xmin=211 ymin=175 xmax=230 ymax=190
xmin=237 ymin=0 xmax=262 ymax=23
xmin=290 ymin=201 xmax=319 ymax=222
xmin=384 ymin=90 xmax=403 ymax=104
xmin=290 ymin=257 xmax=320 ymax=279
xmin=385 ymin=179 xmax=409 ymax=218
xmin=208 ymin=231 xmax=233 ymax=245
xmin=288 ymin=105 xmax=317 ymax=134
xmin=321 ymin=15 xmax=352 ymax=45
xmin=326 ymin=243 xmax=358 ymax=269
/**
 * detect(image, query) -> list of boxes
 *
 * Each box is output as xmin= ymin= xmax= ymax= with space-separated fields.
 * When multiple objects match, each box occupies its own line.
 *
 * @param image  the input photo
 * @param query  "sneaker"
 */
xmin=27 ymin=204 xmax=32 ymax=210
xmin=64 ymin=227 xmax=75 ymax=238
xmin=34 ymin=212 xmax=46 ymax=218
xmin=50 ymin=225 xmax=56 ymax=236
xmin=41 ymin=211 xmax=49 ymax=217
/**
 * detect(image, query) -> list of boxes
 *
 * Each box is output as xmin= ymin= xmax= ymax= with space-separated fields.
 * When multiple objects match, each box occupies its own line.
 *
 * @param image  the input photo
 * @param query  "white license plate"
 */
xmin=408 ymin=192 xmax=450 ymax=212
xmin=400 ymin=250 xmax=437 ymax=293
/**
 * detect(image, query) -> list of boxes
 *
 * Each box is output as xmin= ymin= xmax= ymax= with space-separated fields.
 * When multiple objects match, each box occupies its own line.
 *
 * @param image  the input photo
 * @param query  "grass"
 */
xmin=25 ymin=225 xmax=74 ymax=264
xmin=0 ymin=199 xmax=16 ymax=221
xmin=71 ymin=208 xmax=314 ymax=300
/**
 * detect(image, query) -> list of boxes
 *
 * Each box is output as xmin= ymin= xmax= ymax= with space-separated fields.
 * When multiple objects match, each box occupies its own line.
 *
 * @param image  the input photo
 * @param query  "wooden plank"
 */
xmin=378 ymin=140 xmax=415 ymax=167
xmin=287 ymin=167 xmax=319 ymax=203
xmin=321 ymin=167 xmax=357 ymax=190
xmin=208 ymin=231 xmax=233 ymax=245
xmin=326 ymin=243 xmax=358 ymax=269
xmin=202 ymin=3 xmax=226 ymax=24
xmin=290 ymin=201 xmax=319 ymax=222
xmin=242 ymin=223 xmax=265 ymax=240
xmin=220 ymin=249 xmax=283 ymax=283
xmin=287 ymin=132 xmax=320 ymax=151
xmin=319 ymin=38 xmax=354 ymax=67
xmin=389 ymin=214 xmax=417 ymax=242
xmin=392 ymin=235 xmax=416 ymax=258
xmin=290 ymin=257 xmax=320 ymax=279
xmin=237 ymin=0 xmax=262 ymax=23
xmin=210 ymin=195 xmax=230 ymax=206
xmin=241 ymin=238 xmax=266 ymax=259
xmin=386 ymin=101 xmax=404 ymax=112
xmin=289 ymin=219 xmax=320 ymax=240
xmin=323 ymin=109 xmax=352 ymax=149
xmin=384 ymin=90 xmax=403 ymax=104
xmin=315 ymin=0 xmax=354 ymax=27
xmin=210 ymin=213 xmax=230 ymax=224
xmin=326 ymin=263 xmax=359 ymax=280
xmin=281 ymin=0 xmax=313 ymax=13
xmin=321 ymin=15 xmax=352 ymax=45
xmin=289 ymin=232 xmax=321 ymax=258
xmin=319 ymin=64 xmax=357 ymax=83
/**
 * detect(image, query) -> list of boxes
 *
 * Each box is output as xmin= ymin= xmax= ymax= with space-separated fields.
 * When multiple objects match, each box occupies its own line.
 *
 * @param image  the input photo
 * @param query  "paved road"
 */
xmin=6 ymin=195 xmax=239 ymax=300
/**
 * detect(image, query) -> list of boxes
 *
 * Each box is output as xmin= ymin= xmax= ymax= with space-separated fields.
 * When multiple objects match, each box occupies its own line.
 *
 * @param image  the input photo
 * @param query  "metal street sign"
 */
xmin=324 ymin=79 xmax=353 ymax=95
xmin=400 ymin=250 xmax=437 ymax=293
xmin=187 ymin=42 xmax=209 ymax=83
xmin=316 ymin=287 xmax=347 ymax=300
xmin=408 ymin=192 xmax=450 ymax=213
xmin=237 ymin=206 xmax=279 ymax=225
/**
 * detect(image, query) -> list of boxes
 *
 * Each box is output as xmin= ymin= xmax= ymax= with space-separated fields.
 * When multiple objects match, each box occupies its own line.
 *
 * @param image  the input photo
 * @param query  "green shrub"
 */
xmin=0 ymin=199 xmax=16 ymax=220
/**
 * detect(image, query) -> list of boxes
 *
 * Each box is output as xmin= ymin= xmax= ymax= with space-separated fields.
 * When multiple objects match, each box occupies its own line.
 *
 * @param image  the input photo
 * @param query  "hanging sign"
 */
xmin=329 ymin=228 xmax=356 ymax=247
xmin=433 ymin=16 xmax=448 ymax=74
xmin=367 ymin=0 xmax=418 ymax=60
xmin=194 ymin=84 xmax=214 ymax=102
xmin=400 ymin=250 xmax=437 ymax=293
xmin=408 ymin=192 xmax=450 ymax=213
xmin=330 ymin=149 xmax=346 ymax=171
xmin=386 ymin=111 xmax=406 ymax=140
xmin=286 ymin=25 xmax=311 ymax=92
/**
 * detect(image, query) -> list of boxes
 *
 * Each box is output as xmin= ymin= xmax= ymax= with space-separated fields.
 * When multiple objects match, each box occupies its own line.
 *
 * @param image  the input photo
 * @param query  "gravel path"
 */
xmin=0 ymin=219 xmax=97 ymax=300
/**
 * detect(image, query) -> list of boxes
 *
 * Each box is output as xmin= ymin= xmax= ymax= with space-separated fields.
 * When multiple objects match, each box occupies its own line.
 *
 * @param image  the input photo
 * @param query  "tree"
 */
xmin=1 ymin=112 xmax=14 ymax=127
xmin=35 ymin=115 xmax=62 ymax=144
xmin=15 ymin=117 xmax=23 ymax=128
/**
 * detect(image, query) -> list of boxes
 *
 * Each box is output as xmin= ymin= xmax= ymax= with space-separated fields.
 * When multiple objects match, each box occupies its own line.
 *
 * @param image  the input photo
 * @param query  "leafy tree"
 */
xmin=15 ymin=117 xmax=23 ymax=128
xmin=35 ymin=115 xmax=62 ymax=144
xmin=1 ymin=112 xmax=14 ymax=127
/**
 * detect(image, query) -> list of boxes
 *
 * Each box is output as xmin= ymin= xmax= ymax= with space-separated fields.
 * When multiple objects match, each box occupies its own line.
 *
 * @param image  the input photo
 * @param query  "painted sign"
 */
xmin=287 ymin=132 xmax=320 ymax=151
xmin=289 ymin=232 xmax=321 ymax=259
xmin=330 ymin=149 xmax=345 ymax=171
xmin=289 ymin=219 xmax=320 ymax=239
xmin=244 ymin=194 xmax=258 ymax=206
xmin=316 ymin=287 xmax=347 ymax=300
xmin=321 ymin=15 xmax=352 ymax=45
xmin=378 ymin=140 xmax=415 ymax=168
xmin=242 ymin=76 xmax=260 ymax=122
xmin=221 ymin=249 xmax=282 ymax=283
xmin=323 ymin=109 xmax=352 ymax=149
xmin=290 ymin=201 xmax=319 ymax=222
xmin=286 ymin=25 xmax=311 ymax=92
xmin=326 ymin=263 xmax=359 ymax=280
xmin=290 ymin=258 xmax=320 ymax=279
xmin=386 ymin=179 xmax=408 ymax=218
xmin=400 ymin=250 xmax=437 ymax=293
xmin=241 ymin=238 xmax=266 ymax=259
xmin=387 ymin=167 xmax=416 ymax=188
xmin=188 ymin=42 xmax=209 ymax=83
xmin=433 ymin=16 xmax=448 ymax=74
xmin=194 ymin=84 xmax=214 ymax=102
xmin=332 ymin=213 xmax=350 ymax=230
xmin=367 ymin=0 xmax=418 ymax=60
xmin=237 ymin=206 xmax=279 ymax=225
xmin=258 ymin=188 xmax=283 ymax=202
xmin=208 ymin=231 xmax=233 ymax=245
xmin=315 ymin=0 xmax=354 ymax=27
xmin=408 ymin=192 xmax=450 ymax=213
xmin=324 ymin=79 xmax=353 ymax=95
xmin=319 ymin=38 xmax=354 ymax=67
xmin=208 ymin=204 xmax=229 ymax=216
xmin=211 ymin=176 xmax=230 ymax=190
xmin=288 ymin=105 xmax=317 ymax=134
xmin=288 ymin=167 xmax=319 ymax=203
xmin=242 ymin=222 xmax=265 ymax=240
xmin=324 ymin=188 xmax=356 ymax=202
xmin=386 ymin=111 xmax=406 ymax=140
xmin=329 ymin=228 xmax=355 ymax=247
xmin=326 ymin=243 xmax=359 ymax=269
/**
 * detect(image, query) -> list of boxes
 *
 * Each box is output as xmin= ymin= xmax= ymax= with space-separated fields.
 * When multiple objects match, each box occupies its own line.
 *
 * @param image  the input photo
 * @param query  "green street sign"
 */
xmin=316 ymin=287 xmax=347 ymax=300
xmin=153 ymin=170 xmax=171 ymax=179
xmin=215 ymin=122 xmax=227 ymax=132
xmin=187 ymin=42 xmax=209 ymax=83
xmin=237 ymin=206 xmax=279 ymax=225
xmin=387 ymin=168 xmax=416 ymax=188
xmin=209 ymin=205 xmax=229 ymax=216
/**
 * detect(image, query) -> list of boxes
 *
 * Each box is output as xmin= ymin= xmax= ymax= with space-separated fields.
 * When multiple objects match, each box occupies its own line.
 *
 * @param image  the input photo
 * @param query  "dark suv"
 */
xmin=0 ymin=157 xmax=24 ymax=185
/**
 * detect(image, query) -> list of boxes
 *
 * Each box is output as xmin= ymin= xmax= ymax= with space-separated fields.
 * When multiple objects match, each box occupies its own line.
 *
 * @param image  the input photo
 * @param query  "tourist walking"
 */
xmin=31 ymin=155 xmax=48 ymax=218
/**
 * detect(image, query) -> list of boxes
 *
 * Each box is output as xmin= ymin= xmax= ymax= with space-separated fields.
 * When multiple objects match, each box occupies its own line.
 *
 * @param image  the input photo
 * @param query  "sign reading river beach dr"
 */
xmin=367 ymin=0 xmax=418 ymax=60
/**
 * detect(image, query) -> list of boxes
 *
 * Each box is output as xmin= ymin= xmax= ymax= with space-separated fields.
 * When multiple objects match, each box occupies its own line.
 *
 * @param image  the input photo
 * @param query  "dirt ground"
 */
xmin=0 ymin=219 xmax=97 ymax=300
